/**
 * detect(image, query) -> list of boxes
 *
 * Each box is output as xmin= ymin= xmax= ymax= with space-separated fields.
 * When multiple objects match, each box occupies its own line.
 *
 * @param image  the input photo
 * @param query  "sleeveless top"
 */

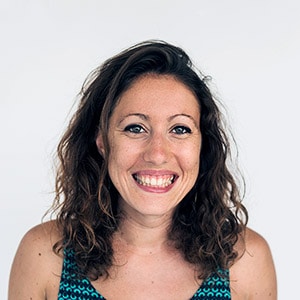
xmin=58 ymin=249 xmax=231 ymax=299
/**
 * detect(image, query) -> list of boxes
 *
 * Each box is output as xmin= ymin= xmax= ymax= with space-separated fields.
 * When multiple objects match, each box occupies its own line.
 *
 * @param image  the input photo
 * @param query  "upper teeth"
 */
xmin=134 ymin=175 xmax=175 ymax=187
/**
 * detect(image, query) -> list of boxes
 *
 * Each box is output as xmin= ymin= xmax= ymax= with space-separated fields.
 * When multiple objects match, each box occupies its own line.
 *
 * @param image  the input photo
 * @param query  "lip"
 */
xmin=132 ymin=170 xmax=178 ymax=193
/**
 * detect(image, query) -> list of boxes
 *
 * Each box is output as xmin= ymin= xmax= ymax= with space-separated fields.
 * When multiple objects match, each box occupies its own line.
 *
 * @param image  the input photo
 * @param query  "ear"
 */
xmin=95 ymin=133 xmax=105 ymax=158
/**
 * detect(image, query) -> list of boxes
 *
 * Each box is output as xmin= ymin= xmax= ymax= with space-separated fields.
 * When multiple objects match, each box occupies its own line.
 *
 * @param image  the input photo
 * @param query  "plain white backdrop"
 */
xmin=1 ymin=1 xmax=299 ymax=299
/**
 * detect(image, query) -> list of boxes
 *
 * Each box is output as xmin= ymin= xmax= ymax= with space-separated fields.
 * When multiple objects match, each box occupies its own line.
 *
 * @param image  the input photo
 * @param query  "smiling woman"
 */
xmin=96 ymin=75 xmax=201 ymax=218
xmin=8 ymin=40 xmax=277 ymax=299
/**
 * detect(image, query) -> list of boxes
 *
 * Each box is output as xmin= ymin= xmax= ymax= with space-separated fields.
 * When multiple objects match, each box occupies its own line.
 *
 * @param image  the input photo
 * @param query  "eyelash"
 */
xmin=171 ymin=126 xmax=192 ymax=135
xmin=124 ymin=124 xmax=192 ymax=135
xmin=124 ymin=124 xmax=146 ymax=134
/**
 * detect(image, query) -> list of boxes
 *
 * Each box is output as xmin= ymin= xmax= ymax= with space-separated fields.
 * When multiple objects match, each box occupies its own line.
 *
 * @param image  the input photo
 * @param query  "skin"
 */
xmin=8 ymin=75 xmax=277 ymax=299
xmin=97 ymin=74 xmax=202 ymax=226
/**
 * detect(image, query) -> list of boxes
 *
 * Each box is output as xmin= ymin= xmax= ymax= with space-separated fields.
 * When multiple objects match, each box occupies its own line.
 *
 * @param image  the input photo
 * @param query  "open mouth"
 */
xmin=133 ymin=174 xmax=177 ymax=188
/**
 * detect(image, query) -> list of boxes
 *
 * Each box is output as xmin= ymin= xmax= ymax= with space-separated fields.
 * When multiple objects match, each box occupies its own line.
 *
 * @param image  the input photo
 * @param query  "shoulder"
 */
xmin=19 ymin=220 xmax=61 ymax=246
xmin=230 ymin=227 xmax=277 ymax=299
xmin=8 ymin=220 xmax=63 ymax=299
xmin=14 ymin=220 xmax=62 ymax=261
xmin=244 ymin=227 xmax=273 ymax=258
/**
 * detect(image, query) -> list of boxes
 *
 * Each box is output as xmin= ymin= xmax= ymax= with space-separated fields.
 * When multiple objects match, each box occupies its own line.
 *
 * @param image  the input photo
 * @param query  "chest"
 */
xmin=57 ymin=249 xmax=232 ymax=300
xmin=94 ymin=253 xmax=201 ymax=300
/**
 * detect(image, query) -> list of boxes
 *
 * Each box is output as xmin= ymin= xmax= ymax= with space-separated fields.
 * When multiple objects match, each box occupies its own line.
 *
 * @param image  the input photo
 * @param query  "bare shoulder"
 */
xmin=230 ymin=227 xmax=277 ymax=299
xmin=13 ymin=220 xmax=62 ymax=261
xmin=19 ymin=220 xmax=61 ymax=248
xmin=244 ymin=227 xmax=273 ymax=257
xmin=8 ymin=220 xmax=63 ymax=300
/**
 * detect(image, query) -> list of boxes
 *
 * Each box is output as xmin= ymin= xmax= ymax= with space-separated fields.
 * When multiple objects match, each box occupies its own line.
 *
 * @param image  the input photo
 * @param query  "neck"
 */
xmin=115 ymin=210 xmax=173 ymax=253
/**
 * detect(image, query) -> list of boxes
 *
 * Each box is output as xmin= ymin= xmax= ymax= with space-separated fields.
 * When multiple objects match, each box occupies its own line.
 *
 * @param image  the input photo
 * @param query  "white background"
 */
xmin=1 ymin=1 xmax=299 ymax=299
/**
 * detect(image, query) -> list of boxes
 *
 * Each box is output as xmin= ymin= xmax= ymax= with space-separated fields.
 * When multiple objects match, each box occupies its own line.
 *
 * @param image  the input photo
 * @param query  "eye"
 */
xmin=124 ymin=124 xmax=146 ymax=134
xmin=171 ymin=125 xmax=192 ymax=135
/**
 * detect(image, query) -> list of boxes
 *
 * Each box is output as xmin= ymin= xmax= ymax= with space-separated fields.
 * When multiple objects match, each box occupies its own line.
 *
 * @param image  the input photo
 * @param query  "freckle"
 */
xmin=151 ymin=281 xmax=154 ymax=284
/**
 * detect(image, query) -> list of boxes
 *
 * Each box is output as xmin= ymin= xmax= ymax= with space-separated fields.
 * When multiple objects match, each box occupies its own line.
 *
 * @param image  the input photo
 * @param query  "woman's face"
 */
xmin=97 ymin=74 xmax=201 ymax=220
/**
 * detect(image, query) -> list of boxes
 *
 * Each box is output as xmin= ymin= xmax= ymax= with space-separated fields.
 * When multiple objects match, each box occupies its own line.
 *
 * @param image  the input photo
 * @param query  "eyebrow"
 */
xmin=117 ymin=113 xmax=148 ymax=126
xmin=119 ymin=113 xmax=199 ymax=127
xmin=167 ymin=113 xmax=197 ymax=124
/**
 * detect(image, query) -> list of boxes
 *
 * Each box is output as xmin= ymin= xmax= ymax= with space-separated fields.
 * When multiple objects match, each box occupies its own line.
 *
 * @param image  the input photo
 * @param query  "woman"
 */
xmin=8 ymin=40 xmax=277 ymax=299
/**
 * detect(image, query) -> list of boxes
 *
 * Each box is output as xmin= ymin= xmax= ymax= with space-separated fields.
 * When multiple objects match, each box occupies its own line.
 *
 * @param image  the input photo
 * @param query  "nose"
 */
xmin=143 ymin=133 xmax=170 ymax=165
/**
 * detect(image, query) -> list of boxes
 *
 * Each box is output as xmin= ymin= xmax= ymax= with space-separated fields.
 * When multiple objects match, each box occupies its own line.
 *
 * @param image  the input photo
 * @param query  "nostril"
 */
xmin=143 ymin=137 xmax=170 ymax=165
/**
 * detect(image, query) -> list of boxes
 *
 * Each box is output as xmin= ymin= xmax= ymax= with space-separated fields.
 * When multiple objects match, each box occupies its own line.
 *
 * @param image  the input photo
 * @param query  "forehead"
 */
xmin=112 ymin=74 xmax=200 ymax=118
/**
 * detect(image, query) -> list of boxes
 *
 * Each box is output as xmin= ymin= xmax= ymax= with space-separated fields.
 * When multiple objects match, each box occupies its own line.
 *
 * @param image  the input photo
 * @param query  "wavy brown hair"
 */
xmin=51 ymin=40 xmax=248 ymax=280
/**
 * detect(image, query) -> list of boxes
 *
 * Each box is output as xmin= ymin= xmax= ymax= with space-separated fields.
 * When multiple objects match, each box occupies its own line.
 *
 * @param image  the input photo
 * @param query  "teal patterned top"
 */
xmin=58 ymin=249 xmax=231 ymax=299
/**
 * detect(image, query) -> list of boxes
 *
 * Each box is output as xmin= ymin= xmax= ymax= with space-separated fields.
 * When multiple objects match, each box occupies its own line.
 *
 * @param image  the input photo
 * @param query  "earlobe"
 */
xmin=96 ymin=134 xmax=105 ymax=157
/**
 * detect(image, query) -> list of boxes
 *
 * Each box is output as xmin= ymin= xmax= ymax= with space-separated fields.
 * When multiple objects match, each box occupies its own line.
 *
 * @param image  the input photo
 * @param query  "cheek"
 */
xmin=185 ymin=150 xmax=201 ymax=187
xmin=189 ymin=155 xmax=201 ymax=177
xmin=107 ymin=142 xmax=141 ymax=194
xmin=180 ymin=141 xmax=201 ymax=171
xmin=108 ymin=140 xmax=139 ymax=174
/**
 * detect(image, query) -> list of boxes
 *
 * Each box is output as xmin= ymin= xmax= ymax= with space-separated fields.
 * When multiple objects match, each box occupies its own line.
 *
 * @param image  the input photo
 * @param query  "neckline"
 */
xmin=85 ymin=269 xmax=230 ymax=300
xmin=61 ymin=248 xmax=230 ymax=299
